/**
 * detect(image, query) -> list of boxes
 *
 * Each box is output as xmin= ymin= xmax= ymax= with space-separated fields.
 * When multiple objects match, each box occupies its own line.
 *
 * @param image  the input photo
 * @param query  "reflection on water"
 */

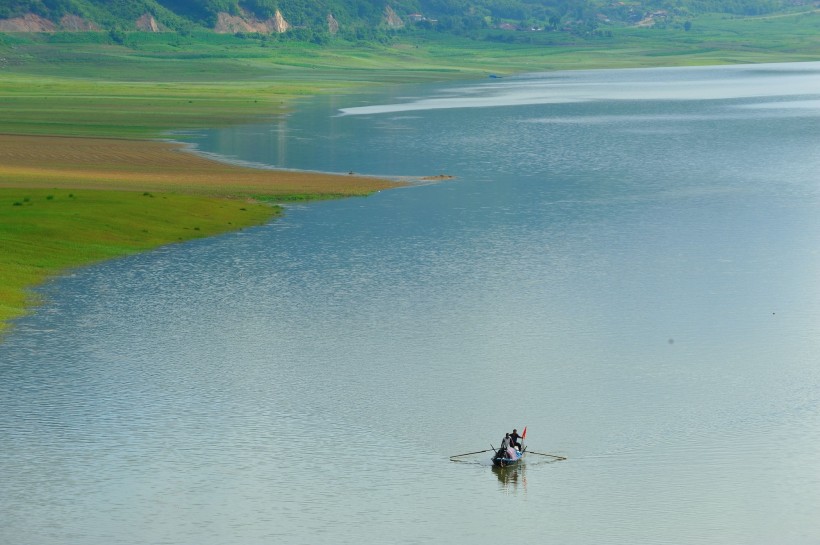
xmin=493 ymin=464 xmax=527 ymax=493
xmin=2 ymin=63 xmax=820 ymax=545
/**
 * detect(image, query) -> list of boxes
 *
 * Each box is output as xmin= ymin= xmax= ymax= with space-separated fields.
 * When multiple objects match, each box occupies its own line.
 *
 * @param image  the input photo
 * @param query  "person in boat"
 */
xmin=500 ymin=433 xmax=511 ymax=451
xmin=510 ymin=429 xmax=522 ymax=451
xmin=497 ymin=433 xmax=512 ymax=459
xmin=498 ymin=433 xmax=519 ymax=460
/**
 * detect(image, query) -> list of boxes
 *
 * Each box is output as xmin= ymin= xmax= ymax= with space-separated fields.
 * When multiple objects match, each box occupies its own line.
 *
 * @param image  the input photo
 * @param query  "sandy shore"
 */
xmin=0 ymin=133 xmax=401 ymax=197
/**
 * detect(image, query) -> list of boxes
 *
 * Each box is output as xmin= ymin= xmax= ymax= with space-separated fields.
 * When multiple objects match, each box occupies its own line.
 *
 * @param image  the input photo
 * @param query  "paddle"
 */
xmin=527 ymin=451 xmax=566 ymax=461
xmin=449 ymin=448 xmax=494 ymax=459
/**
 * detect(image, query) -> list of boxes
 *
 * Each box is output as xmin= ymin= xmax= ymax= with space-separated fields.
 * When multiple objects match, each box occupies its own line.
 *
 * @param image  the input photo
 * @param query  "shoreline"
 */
xmin=0 ymin=132 xmax=407 ymax=336
xmin=167 ymin=136 xmax=430 ymax=187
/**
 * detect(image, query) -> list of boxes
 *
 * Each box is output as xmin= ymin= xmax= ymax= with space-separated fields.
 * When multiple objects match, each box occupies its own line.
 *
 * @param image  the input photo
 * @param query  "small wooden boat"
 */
xmin=449 ymin=427 xmax=534 ymax=467
xmin=492 ymin=446 xmax=525 ymax=467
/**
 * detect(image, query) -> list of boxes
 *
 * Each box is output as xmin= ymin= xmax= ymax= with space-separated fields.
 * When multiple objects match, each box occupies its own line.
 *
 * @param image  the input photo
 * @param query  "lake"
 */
xmin=2 ymin=62 xmax=820 ymax=544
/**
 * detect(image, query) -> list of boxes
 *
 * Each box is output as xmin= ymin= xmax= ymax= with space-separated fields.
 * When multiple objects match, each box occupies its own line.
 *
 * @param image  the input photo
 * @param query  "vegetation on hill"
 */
xmin=0 ymin=0 xmax=810 ymax=38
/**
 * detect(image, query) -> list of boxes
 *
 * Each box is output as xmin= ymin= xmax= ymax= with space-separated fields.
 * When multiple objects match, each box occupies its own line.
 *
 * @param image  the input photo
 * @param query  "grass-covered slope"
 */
xmin=0 ymin=188 xmax=279 ymax=331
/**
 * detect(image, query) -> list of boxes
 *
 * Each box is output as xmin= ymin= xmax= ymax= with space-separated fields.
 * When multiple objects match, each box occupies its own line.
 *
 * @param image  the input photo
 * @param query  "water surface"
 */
xmin=2 ymin=62 xmax=820 ymax=544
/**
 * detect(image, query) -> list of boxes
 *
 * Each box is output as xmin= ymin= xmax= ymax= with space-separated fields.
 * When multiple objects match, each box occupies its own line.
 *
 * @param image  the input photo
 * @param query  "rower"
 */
xmin=500 ymin=433 xmax=511 ymax=451
xmin=510 ymin=429 xmax=522 ymax=450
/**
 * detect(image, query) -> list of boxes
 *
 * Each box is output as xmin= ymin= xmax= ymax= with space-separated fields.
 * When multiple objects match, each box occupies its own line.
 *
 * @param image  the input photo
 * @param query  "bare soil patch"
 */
xmin=0 ymin=134 xmax=401 ymax=198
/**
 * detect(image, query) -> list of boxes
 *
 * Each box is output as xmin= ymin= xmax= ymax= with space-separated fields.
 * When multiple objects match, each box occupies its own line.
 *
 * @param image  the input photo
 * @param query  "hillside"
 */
xmin=0 ymin=0 xmax=812 ymax=38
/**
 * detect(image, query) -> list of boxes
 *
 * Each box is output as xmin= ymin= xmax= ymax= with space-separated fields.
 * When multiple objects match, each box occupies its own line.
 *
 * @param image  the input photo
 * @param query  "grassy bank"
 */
xmin=0 ymin=188 xmax=279 ymax=330
xmin=0 ymin=35 xmax=424 ymax=334
xmin=1 ymin=11 xmax=819 ymax=335
xmin=0 ymin=135 xmax=398 ymax=333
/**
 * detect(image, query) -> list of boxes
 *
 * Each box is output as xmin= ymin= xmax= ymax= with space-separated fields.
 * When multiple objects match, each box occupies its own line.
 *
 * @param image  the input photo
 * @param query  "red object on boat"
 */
xmin=522 ymin=426 xmax=527 ymax=439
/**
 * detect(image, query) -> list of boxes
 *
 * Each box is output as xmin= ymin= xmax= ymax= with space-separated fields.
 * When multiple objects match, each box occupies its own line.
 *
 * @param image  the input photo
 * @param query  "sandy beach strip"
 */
xmin=0 ymin=134 xmax=402 ymax=197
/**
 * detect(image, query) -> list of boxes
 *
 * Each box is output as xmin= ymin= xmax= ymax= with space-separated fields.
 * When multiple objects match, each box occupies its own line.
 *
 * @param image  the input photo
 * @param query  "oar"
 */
xmin=527 ymin=451 xmax=567 ymax=460
xmin=449 ymin=448 xmax=494 ymax=459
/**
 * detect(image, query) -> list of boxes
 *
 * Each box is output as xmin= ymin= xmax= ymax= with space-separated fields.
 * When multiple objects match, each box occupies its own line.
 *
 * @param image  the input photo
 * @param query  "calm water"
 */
xmin=3 ymin=63 xmax=820 ymax=544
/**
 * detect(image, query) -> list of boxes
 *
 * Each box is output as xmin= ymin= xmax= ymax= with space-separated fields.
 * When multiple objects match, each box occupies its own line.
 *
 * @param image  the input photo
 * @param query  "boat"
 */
xmin=492 ymin=446 xmax=525 ymax=467
xmin=449 ymin=427 xmax=531 ymax=467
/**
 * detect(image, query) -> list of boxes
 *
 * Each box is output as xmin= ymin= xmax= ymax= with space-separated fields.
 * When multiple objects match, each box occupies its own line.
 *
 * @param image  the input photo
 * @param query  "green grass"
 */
xmin=0 ymin=71 xmax=323 ymax=138
xmin=2 ymin=12 xmax=819 ymax=139
xmin=0 ymin=188 xmax=279 ymax=332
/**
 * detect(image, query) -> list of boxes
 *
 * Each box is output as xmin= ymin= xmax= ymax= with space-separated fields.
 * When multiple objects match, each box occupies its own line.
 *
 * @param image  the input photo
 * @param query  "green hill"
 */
xmin=0 ymin=0 xmax=806 ymax=37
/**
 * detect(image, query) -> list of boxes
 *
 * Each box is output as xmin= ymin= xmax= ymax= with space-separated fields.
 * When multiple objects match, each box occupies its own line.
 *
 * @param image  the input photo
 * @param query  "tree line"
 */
xmin=0 ymin=0 xmax=794 ymax=33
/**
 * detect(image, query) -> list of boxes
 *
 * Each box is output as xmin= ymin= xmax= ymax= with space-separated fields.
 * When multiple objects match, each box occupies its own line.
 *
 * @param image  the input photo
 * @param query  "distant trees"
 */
xmin=0 ymin=0 xmax=48 ymax=19
xmin=108 ymin=27 xmax=126 ymax=43
xmin=641 ymin=0 xmax=782 ymax=16
xmin=243 ymin=0 xmax=278 ymax=18
xmin=0 ymin=0 xmax=796 ymax=39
